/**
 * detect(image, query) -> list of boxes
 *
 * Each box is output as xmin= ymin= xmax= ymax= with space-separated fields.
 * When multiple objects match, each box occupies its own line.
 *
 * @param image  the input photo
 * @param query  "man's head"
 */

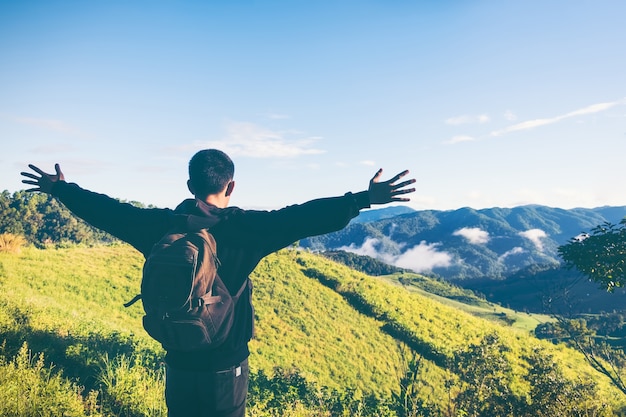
xmin=187 ymin=149 xmax=235 ymax=207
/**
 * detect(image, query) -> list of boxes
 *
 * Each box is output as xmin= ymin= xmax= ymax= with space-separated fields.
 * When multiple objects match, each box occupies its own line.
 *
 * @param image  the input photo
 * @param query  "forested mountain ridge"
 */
xmin=302 ymin=204 xmax=626 ymax=281
xmin=0 ymin=190 xmax=142 ymax=246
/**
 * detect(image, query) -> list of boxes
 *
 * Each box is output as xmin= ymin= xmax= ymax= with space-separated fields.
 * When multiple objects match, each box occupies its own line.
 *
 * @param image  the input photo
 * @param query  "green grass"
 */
xmin=289 ymin=251 xmax=625 ymax=404
xmin=1 ymin=245 xmax=625 ymax=416
xmin=0 ymin=246 xmax=163 ymax=416
xmin=0 ymin=343 xmax=95 ymax=416
xmin=249 ymin=251 xmax=407 ymax=396
xmin=379 ymin=271 xmax=556 ymax=332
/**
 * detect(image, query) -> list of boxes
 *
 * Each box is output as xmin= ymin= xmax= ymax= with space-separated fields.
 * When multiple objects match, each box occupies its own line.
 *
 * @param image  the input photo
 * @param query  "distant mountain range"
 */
xmin=301 ymin=205 xmax=626 ymax=314
xmin=350 ymin=205 xmax=416 ymax=224
xmin=301 ymin=205 xmax=626 ymax=281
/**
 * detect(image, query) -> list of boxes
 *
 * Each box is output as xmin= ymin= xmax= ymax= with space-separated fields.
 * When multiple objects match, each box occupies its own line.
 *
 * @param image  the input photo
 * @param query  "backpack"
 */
xmin=125 ymin=217 xmax=247 ymax=352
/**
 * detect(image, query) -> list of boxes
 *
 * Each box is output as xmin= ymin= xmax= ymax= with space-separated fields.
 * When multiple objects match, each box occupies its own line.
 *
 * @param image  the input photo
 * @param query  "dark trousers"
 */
xmin=165 ymin=358 xmax=249 ymax=417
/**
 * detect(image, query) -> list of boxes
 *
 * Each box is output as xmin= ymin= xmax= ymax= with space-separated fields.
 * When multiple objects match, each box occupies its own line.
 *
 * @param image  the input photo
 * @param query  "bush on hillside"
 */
xmin=0 ymin=233 xmax=26 ymax=254
xmin=0 ymin=342 xmax=99 ymax=416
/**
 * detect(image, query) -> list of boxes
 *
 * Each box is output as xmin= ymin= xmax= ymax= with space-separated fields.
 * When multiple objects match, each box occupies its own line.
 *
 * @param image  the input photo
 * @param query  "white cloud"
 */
xmin=491 ymin=118 xmax=553 ymax=136
xmin=14 ymin=116 xmax=91 ymax=138
xmin=498 ymin=247 xmax=524 ymax=262
xmin=566 ymin=101 xmax=621 ymax=117
xmin=199 ymin=122 xmax=326 ymax=158
xmin=444 ymin=135 xmax=475 ymax=145
xmin=445 ymin=114 xmax=490 ymax=125
xmin=338 ymin=238 xmax=452 ymax=273
xmin=477 ymin=114 xmax=490 ymax=123
xmin=338 ymin=238 xmax=381 ymax=258
xmin=267 ymin=113 xmax=290 ymax=120
xmin=392 ymin=241 xmax=453 ymax=272
xmin=360 ymin=160 xmax=376 ymax=166
xmin=29 ymin=143 xmax=79 ymax=154
xmin=490 ymin=98 xmax=626 ymax=137
xmin=519 ymin=229 xmax=547 ymax=251
xmin=15 ymin=117 xmax=74 ymax=133
xmin=445 ymin=115 xmax=471 ymax=125
xmin=453 ymin=227 xmax=490 ymax=244
xmin=504 ymin=110 xmax=517 ymax=121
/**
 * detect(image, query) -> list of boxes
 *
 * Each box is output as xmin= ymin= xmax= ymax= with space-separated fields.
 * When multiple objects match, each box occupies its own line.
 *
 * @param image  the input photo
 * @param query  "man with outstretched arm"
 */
xmin=22 ymin=149 xmax=416 ymax=417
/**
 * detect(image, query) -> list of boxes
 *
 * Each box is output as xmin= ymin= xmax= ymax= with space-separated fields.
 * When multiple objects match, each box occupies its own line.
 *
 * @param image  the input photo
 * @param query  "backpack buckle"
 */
xmin=190 ymin=298 xmax=204 ymax=308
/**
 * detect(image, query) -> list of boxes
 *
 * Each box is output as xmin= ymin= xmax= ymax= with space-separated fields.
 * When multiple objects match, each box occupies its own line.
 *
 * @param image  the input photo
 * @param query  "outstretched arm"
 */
xmin=20 ymin=163 xmax=175 ymax=256
xmin=368 ymin=169 xmax=416 ymax=205
xmin=228 ymin=168 xmax=417 ymax=255
xmin=21 ymin=163 xmax=64 ymax=194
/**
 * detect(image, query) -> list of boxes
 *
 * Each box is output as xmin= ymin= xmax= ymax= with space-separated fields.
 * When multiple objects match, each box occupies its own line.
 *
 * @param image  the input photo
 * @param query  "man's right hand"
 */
xmin=21 ymin=164 xmax=65 ymax=194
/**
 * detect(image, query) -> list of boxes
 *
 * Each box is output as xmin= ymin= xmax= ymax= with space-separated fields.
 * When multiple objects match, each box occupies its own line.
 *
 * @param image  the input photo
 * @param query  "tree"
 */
xmin=0 ymin=190 xmax=117 ymax=246
xmin=449 ymin=333 xmax=522 ymax=417
xmin=524 ymin=346 xmax=611 ymax=417
xmin=558 ymin=219 xmax=626 ymax=292
xmin=553 ymin=315 xmax=626 ymax=397
xmin=558 ymin=219 xmax=626 ymax=398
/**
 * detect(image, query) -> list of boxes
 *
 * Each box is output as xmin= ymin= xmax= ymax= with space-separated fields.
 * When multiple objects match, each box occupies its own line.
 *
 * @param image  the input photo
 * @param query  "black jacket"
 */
xmin=51 ymin=180 xmax=371 ymax=370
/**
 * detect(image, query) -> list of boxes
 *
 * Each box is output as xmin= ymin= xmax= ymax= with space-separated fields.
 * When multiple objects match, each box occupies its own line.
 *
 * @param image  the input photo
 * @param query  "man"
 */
xmin=21 ymin=149 xmax=416 ymax=417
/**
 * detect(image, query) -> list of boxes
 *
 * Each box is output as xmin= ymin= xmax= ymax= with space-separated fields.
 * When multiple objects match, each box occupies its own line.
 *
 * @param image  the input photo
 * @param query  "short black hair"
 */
xmin=188 ymin=149 xmax=235 ymax=198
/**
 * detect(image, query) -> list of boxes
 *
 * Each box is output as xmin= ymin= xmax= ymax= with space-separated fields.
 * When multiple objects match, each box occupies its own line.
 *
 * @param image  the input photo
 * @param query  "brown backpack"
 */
xmin=125 ymin=218 xmax=247 ymax=351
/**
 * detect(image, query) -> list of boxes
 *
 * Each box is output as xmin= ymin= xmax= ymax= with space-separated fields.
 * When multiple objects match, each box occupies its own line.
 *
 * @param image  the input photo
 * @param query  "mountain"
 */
xmin=351 ymin=205 xmax=416 ymax=223
xmin=459 ymin=261 xmax=626 ymax=315
xmin=301 ymin=205 xmax=626 ymax=281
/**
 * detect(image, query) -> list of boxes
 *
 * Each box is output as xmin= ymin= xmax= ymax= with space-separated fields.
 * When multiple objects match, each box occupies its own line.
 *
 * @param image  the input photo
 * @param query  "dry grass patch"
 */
xmin=0 ymin=234 xmax=26 ymax=254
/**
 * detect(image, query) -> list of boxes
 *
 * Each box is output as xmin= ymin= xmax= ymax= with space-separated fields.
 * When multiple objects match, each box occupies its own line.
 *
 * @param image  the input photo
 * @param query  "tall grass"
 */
xmin=0 ymin=342 xmax=99 ymax=416
xmin=0 ymin=233 xmax=26 ymax=254
xmin=97 ymin=353 xmax=166 ymax=416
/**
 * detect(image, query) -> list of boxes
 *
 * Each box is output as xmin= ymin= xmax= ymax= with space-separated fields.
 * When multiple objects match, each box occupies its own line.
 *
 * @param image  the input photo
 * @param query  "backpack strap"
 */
xmin=124 ymin=294 xmax=142 ymax=308
xmin=125 ymin=281 xmax=245 ymax=309
xmin=233 ymin=278 xmax=249 ymax=300
xmin=194 ymin=277 xmax=248 ymax=307
xmin=193 ymin=294 xmax=222 ymax=307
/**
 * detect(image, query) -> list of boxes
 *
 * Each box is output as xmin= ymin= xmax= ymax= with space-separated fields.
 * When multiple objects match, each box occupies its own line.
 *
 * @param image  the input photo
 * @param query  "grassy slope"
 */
xmin=379 ymin=273 xmax=555 ymax=333
xmin=0 ymin=245 xmax=147 ymax=336
xmin=0 ymin=245 xmax=624 ymax=408
xmin=280 ymin=251 xmax=625 ymax=406
xmin=248 ymin=251 xmax=406 ymax=396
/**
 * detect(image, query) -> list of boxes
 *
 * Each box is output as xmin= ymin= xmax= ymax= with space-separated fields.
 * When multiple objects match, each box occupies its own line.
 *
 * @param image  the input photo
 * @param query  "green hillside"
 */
xmin=1 ymin=245 xmax=625 ymax=416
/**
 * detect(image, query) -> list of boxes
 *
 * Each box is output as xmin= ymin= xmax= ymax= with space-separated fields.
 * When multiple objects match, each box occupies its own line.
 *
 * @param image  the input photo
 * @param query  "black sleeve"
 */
xmin=52 ymin=181 xmax=176 ymax=256
xmin=222 ymin=191 xmax=370 ymax=256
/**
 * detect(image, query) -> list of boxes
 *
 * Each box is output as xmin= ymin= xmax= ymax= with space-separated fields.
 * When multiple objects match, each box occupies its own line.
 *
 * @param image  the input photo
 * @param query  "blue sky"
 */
xmin=1 ymin=1 xmax=625 ymax=211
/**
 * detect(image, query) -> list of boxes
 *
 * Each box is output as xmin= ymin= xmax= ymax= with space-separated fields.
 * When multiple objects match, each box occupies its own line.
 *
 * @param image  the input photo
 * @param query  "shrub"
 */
xmin=97 ymin=353 xmax=167 ymax=416
xmin=0 ymin=233 xmax=26 ymax=254
xmin=0 ymin=342 xmax=98 ymax=416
